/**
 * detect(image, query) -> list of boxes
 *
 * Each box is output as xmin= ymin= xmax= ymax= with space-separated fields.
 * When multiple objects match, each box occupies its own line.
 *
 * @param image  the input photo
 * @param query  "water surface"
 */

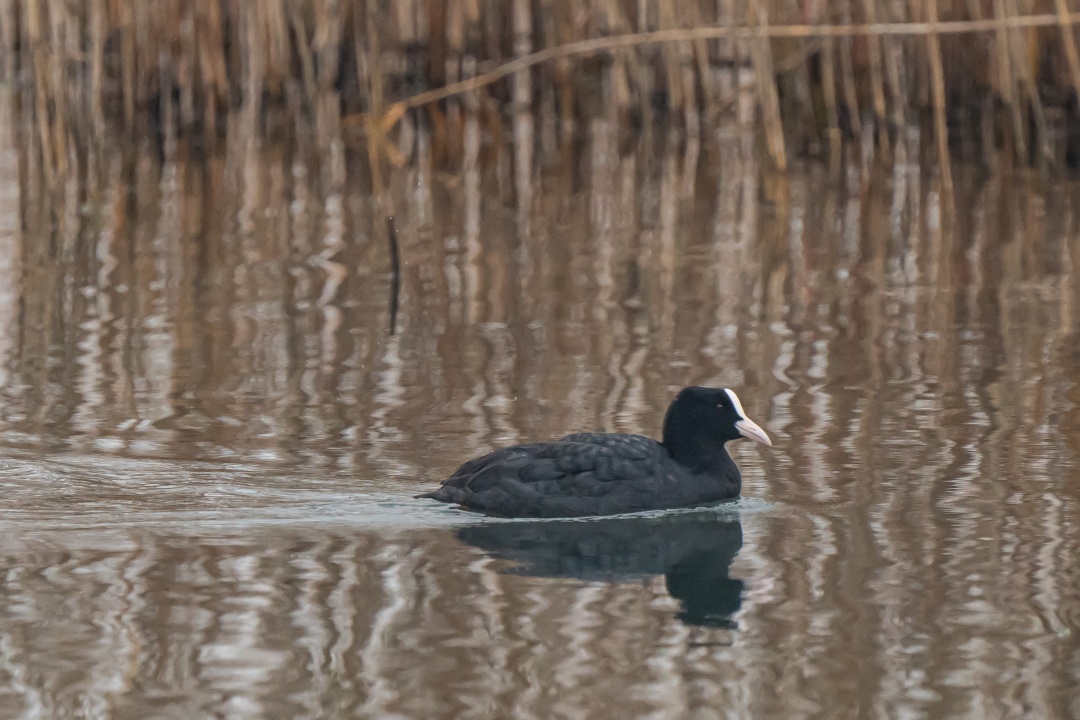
xmin=1 ymin=111 xmax=1079 ymax=719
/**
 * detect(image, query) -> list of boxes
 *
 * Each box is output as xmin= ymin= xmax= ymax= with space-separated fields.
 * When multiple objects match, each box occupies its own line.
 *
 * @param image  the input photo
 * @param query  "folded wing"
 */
xmin=423 ymin=433 xmax=672 ymax=517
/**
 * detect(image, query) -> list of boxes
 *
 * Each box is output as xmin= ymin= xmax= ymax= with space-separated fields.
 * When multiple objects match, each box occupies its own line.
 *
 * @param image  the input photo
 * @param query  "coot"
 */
xmin=419 ymin=386 xmax=771 ymax=518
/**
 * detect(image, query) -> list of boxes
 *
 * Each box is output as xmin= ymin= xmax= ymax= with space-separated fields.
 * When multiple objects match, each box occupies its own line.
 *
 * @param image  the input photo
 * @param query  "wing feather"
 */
xmin=424 ymin=434 xmax=674 ymax=516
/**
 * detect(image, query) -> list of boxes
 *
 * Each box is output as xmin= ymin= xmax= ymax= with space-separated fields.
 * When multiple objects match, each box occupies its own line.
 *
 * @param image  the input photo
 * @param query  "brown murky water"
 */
xmin=1 ymin=101 xmax=1080 ymax=719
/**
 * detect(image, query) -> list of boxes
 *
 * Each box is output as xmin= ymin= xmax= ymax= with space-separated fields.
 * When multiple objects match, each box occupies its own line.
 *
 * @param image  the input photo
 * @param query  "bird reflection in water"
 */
xmin=456 ymin=509 xmax=745 ymax=629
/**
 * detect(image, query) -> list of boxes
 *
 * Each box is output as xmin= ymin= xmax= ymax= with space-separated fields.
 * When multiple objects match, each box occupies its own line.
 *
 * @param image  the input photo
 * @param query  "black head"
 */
xmin=661 ymin=386 xmax=772 ymax=469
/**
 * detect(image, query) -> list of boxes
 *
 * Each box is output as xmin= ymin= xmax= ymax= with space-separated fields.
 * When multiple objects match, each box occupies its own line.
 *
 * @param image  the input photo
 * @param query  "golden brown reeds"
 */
xmin=927 ymin=0 xmax=952 ymax=191
xmin=7 ymin=0 xmax=1080 ymax=173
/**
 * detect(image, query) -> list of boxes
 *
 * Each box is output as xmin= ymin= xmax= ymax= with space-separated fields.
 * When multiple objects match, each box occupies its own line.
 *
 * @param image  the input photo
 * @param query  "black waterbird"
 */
xmin=419 ymin=386 xmax=772 ymax=518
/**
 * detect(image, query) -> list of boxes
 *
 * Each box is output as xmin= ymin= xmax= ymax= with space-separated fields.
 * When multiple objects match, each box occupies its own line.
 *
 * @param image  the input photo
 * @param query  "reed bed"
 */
xmin=6 ymin=0 xmax=1080 ymax=173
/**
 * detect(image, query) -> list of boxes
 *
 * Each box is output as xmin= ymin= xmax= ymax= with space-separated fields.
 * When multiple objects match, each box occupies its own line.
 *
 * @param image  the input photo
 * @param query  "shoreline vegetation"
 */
xmin=5 ymin=1 xmax=1080 ymax=178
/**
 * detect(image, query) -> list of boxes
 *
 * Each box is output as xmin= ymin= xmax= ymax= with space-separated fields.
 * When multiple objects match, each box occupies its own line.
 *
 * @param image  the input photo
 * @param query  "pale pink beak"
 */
xmin=735 ymin=417 xmax=772 ymax=447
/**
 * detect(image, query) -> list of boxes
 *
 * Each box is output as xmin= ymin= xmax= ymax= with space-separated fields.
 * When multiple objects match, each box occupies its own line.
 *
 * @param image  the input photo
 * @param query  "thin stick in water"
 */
xmin=387 ymin=215 xmax=401 ymax=336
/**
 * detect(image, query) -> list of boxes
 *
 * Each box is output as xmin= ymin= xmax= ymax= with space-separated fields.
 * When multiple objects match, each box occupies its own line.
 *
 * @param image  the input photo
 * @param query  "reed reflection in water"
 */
xmin=1 ymin=101 xmax=1079 ymax=718
xmin=0 ymin=510 xmax=758 ymax=719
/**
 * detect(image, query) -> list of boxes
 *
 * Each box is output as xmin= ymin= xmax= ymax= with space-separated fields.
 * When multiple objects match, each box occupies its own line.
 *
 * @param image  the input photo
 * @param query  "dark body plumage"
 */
xmin=419 ymin=386 xmax=771 ymax=518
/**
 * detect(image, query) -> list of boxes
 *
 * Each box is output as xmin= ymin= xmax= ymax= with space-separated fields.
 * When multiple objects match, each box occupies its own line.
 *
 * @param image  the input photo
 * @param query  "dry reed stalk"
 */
xmin=115 ymin=0 xmax=135 ymax=127
xmin=533 ymin=0 xmax=558 ymax=121
xmin=480 ymin=0 xmax=500 ymax=67
xmin=512 ymin=0 xmax=531 ymax=111
xmin=552 ymin=3 xmax=577 ymax=127
xmin=994 ymin=0 xmax=1028 ymax=162
xmin=595 ymin=0 xmax=634 ymax=121
xmin=426 ymin=0 xmax=446 ymax=90
xmin=317 ymin=1 xmax=343 ymax=92
xmin=837 ymin=1 xmax=863 ymax=144
xmin=315 ymin=0 xmax=345 ymax=149
xmin=714 ymin=0 xmax=736 ymax=104
xmin=437 ymin=0 xmax=465 ymax=164
xmin=656 ymin=2 xmax=689 ymax=120
xmin=87 ymin=0 xmax=104 ymax=132
xmin=363 ymin=0 xmax=387 ymax=197
xmin=287 ymin=3 xmax=317 ymax=116
xmin=816 ymin=7 xmax=843 ymax=162
xmin=0 ymin=0 xmax=13 ymax=81
xmin=394 ymin=1 xmax=419 ymax=52
xmin=17 ymin=0 xmax=1080 ymax=175
xmin=880 ymin=1 xmax=908 ymax=156
xmin=957 ymin=0 xmax=994 ymax=166
xmin=775 ymin=0 xmax=819 ymax=151
xmin=748 ymin=0 xmax=788 ymax=169
xmin=263 ymin=0 xmax=290 ymax=100
xmin=410 ymin=1 xmax=431 ymax=113
xmin=686 ymin=3 xmax=717 ymax=119
xmin=46 ymin=0 xmax=70 ymax=177
xmin=860 ymin=0 xmax=891 ymax=158
xmin=342 ymin=9 xmax=1080 ymax=141
xmin=631 ymin=0 xmax=658 ymax=125
xmin=195 ymin=1 xmax=224 ymax=114
xmin=445 ymin=0 xmax=464 ymax=92
xmin=177 ymin=0 xmax=194 ymax=129
xmin=1054 ymin=0 xmax=1080 ymax=108
xmin=24 ymin=0 xmax=55 ymax=180
xmin=1006 ymin=0 xmax=1050 ymax=165
xmin=925 ymin=0 xmax=953 ymax=193
xmin=391 ymin=0 xmax=418 ymax=102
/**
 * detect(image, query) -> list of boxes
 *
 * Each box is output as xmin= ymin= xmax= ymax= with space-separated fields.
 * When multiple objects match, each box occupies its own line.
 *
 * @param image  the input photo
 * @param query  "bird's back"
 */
xmin=420 ymin=431 xmax=740 ymax=517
